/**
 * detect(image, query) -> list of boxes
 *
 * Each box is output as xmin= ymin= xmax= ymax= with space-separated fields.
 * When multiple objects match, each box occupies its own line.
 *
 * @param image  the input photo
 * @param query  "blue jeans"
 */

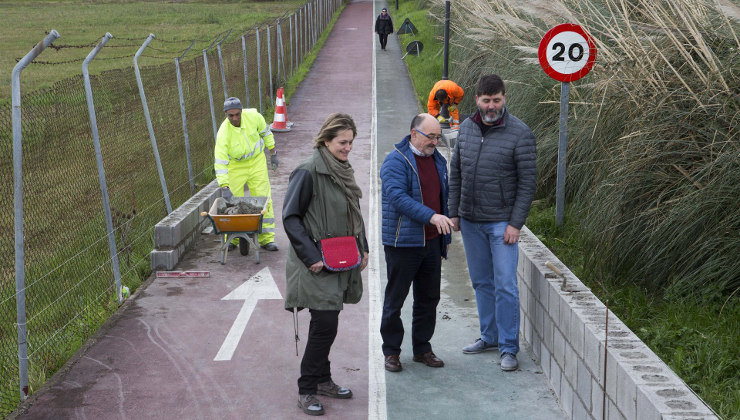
xmin=460 ymin=219 xmax=520 ymax=355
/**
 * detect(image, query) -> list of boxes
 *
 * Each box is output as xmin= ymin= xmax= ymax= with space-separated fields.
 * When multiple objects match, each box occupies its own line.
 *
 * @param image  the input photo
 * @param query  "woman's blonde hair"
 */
xmin=313 ymin=113 xmax=357 ymax=148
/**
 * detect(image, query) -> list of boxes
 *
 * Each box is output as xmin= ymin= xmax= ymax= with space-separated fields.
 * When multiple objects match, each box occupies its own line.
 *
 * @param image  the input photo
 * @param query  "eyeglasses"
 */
xmin=415 ymin=129 xmax=442 ymax=142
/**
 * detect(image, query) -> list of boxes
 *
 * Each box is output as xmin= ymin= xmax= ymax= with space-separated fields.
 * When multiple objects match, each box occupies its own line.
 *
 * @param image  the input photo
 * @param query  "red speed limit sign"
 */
xmin=538 ymin=24 xmax=596 ymax=82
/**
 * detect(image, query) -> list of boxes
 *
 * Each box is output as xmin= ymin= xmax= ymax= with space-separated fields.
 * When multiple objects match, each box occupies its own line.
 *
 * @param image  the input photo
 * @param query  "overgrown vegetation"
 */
xmin=393 ymin=0 xmax=739 ymax=417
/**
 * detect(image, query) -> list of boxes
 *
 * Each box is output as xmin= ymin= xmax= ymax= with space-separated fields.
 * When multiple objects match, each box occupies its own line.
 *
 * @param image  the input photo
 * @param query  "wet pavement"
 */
xmin=13 ymin=0 xmax=563 ymax=419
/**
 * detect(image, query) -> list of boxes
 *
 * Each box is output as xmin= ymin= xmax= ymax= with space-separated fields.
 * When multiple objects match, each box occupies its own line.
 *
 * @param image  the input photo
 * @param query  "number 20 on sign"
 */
xmin=538 ymin=24 xmax=596 ymax=83
xmin=538 ymin=24 xmax=597 ymax=225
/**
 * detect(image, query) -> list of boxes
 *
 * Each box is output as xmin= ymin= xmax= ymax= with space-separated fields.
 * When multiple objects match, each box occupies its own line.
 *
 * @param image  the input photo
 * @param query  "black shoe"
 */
xmin=260 ymin=242 xmax=279 ymax=251
xmin=239 ymin=238 xmax=250 ymax=255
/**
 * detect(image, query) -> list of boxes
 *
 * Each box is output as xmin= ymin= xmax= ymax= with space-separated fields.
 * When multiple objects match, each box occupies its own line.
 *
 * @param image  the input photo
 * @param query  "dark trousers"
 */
xmin=380 ymin=236 xmax=441 ymax=356
xmin=378 ymin=33 xmax=389 ymax=49
xmin=298 ymin=309 xmax=339 ymax=395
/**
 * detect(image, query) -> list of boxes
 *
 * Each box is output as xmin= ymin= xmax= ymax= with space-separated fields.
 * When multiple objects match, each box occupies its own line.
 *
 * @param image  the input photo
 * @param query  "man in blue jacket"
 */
xmin=379 ymin=113 xmax=454 ymax=372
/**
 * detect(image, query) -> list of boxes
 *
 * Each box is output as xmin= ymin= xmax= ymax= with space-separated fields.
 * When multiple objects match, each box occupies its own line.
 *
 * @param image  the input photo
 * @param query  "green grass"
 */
xmin=392 ymin=4 xmax=446 ymax=110
xmin=395 ymin=1 xmax=739 ymax=417
xmin=0 ymin=0 xmax=303 ymax=101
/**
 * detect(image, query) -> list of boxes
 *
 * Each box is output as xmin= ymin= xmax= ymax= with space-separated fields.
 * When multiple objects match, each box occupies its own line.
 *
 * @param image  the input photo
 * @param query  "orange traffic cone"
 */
xmin=270 ymin=87 xmax=292 ymax=132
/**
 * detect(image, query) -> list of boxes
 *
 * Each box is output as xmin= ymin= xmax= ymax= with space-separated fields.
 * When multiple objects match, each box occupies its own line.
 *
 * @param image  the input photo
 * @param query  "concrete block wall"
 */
xmin=150 ymin=180 xmax=220 ymax=270
xmin=517 ymin=226 xmax=718 ymax=420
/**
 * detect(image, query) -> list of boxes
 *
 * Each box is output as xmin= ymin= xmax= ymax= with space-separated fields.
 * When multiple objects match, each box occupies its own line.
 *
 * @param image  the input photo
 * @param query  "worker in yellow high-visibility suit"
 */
xmin=427 ymin=80 xmax=465 ymax=129
xmin=214 ymin=97 xmax=279 ymax=251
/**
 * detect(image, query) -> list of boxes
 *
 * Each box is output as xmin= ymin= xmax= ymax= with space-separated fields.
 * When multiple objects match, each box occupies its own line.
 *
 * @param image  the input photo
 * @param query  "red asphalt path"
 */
xmin=15 ymin=1 xmax=374 ymax=419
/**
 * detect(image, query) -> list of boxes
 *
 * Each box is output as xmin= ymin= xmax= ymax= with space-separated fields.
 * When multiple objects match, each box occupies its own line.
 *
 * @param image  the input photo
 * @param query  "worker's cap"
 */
xmin=223 ymin=97 xmax=243 ymax=113
xmin=382 ymin=8 xmax=387 ymax=11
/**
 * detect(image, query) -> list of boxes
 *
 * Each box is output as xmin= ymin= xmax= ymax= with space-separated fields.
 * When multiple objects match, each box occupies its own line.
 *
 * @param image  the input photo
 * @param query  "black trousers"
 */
xmin=378 ymin=33 xmax=389 ymax=49
xmin=380 ymin=236 xmax=442 ymax=356
xmin=298 ymin=309 xmax=339 ymax=395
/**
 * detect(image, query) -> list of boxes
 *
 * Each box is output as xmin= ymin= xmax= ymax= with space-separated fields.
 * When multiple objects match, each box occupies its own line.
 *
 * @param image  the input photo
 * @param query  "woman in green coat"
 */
xmin=282 ymin=113 xmax=368 ymax=416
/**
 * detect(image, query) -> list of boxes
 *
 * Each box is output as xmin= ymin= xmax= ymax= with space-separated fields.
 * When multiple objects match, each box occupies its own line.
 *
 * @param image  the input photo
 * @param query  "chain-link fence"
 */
xmin=0 ymin=0 xmax=342 ymax=416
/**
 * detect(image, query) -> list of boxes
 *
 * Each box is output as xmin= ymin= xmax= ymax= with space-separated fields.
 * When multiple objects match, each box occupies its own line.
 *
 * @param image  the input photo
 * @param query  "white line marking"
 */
xmin=214 ymin=267 xmax=282 ymax=361
xmin=368 ymin=2 xmax=387 ymax=418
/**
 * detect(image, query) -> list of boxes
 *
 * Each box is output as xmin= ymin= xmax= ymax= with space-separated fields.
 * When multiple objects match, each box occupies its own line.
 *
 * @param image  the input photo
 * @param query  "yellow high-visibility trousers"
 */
xmin=227 ymin=153 xmax=275 ymax=245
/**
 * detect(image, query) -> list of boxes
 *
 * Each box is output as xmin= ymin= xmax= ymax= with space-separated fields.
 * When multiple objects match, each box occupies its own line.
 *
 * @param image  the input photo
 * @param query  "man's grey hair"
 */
xmin=410 ymin=114 xmax=427 ymax=132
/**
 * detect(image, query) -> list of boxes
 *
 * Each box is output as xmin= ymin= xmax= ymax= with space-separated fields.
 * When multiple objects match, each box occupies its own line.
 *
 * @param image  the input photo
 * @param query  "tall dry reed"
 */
xmin=437 ymin=0 xmax=739 ymax=300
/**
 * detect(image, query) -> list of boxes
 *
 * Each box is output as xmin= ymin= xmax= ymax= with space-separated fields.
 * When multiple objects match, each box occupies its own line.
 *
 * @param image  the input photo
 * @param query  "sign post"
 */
xmin=538 ymin=24 xmax=596 ymax=225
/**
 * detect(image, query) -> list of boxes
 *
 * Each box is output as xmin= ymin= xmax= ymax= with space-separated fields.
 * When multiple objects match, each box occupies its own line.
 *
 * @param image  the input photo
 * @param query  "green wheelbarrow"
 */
xmin=201 ymin=196 xmax=268 ymax=265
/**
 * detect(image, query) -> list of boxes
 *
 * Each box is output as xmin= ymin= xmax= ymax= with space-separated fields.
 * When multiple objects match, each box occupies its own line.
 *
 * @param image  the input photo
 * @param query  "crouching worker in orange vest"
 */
xmin=427 ymin=80 xmax=464 ymax=129
xmin=215 ymin=97 xmax=279 ymax=252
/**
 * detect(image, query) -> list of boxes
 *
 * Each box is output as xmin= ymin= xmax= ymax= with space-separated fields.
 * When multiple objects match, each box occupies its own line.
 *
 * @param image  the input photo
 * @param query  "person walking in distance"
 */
xmin=380 ymin=113 xmax=454 ymax=373
xmin=449 ymin=75 xmax=537 ymax=371
xmin=375 ymin=8 xmax=394 ymax=51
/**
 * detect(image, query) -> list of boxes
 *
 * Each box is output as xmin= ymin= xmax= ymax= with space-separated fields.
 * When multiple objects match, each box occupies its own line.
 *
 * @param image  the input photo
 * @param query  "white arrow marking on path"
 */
xmin=214 ymin=267 xmax=282 ymax=361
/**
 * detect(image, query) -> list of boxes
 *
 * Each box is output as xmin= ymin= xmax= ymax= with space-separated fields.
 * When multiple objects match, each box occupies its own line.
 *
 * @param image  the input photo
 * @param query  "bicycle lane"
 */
xmin=14 ymin=1 xmax=374 ymax=419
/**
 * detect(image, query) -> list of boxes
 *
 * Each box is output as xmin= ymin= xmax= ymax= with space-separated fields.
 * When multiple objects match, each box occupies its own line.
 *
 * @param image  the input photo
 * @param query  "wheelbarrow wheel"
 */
xmin=239 ymin=237 xmax=250 ymax=256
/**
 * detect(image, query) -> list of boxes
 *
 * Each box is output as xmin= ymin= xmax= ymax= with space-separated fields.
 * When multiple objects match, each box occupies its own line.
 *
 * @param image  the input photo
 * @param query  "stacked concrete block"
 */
xmin=516 ymin=226 xmax=718 ymax=419
xmin=150 ymin=180 xmax=220 ymax=270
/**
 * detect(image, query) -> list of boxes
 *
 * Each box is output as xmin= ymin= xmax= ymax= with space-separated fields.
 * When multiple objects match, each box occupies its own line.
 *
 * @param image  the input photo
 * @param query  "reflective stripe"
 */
xmin=215 ymin=169 xmax=228 ymax=175
xmin=260 ymin=227 xmax=275 ymax=233
xmin=260 ymin=127 xmax=272 ymax=138
xmin=236 ymin=138 xmax=264 ymax=160
xmin=262 ymin=218 xmax=275 ymax=224
xmin=215 ymin=158 xmax=230 ymax=165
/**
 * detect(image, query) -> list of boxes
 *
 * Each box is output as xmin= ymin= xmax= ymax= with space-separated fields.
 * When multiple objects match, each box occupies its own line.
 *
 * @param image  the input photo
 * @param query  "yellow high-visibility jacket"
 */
xmin=214 ymin=108 xmax=277 ymax=244
xmin=214 ymin=108 xmax=275 ymax=190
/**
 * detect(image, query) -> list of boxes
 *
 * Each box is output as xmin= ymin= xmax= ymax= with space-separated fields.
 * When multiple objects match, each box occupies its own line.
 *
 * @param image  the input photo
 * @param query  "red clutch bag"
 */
xmin=319 ymin=236 xmax=361 ymax=272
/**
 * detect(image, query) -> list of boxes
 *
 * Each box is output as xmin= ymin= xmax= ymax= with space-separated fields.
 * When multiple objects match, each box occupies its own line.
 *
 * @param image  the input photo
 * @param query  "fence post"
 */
xmin=134 ymin=34 xmax=172 ymax=214
xmin=267 ymin=24 xmax=273 ymax=104
xmin=256 ymin=27 xmax=263 ymax=114
xmin=175 ymin=41 xmax=197 ymax=197
xmin=12 ymin=29 xmax=59 ymax=402
xmin=289 ymin=14 xmax=294 ymax=76
xmin=82 ymin=32 xmax=125 ymax=306
xmin=277 ymin=21 xmax=285 ymax=88
xmin=217 ymin=43 xmax=228 ymax=100
xmin=241 ymin=34 xmax=250 ymax=107
xmin=301 ymin=4 xmax=307 ymax=62
xmin=275 ymin=22 xmax=282 ymax=89
xmin=309 ymin=3 xmax=314 ymax=48
xmin=203 ymin=48 xmax=219 ymax=142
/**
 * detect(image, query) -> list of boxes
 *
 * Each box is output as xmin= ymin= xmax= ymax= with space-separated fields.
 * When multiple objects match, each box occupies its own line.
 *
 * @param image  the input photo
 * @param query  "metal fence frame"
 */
xmin=3 ymin=0 xmax=342 ymax=414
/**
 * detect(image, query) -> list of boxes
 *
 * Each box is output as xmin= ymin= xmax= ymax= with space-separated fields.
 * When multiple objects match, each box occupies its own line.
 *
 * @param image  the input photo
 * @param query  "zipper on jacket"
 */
xmin=394 ymin=216 xmax=402 ymax=247
xmin=470 ymin=135 xmax=485 ymax=219
xmin=396 ymin=147 xmax=430 ymax=246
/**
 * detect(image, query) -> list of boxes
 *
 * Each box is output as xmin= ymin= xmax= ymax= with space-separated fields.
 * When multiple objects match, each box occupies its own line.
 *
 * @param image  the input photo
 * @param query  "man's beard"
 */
xmin=480 ymin=106 xmax=504 ymax=124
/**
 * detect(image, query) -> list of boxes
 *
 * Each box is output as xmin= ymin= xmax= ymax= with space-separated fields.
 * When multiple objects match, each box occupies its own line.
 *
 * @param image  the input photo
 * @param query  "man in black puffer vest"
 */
xmin=449 ymin=74 xmax=537 ymax=372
